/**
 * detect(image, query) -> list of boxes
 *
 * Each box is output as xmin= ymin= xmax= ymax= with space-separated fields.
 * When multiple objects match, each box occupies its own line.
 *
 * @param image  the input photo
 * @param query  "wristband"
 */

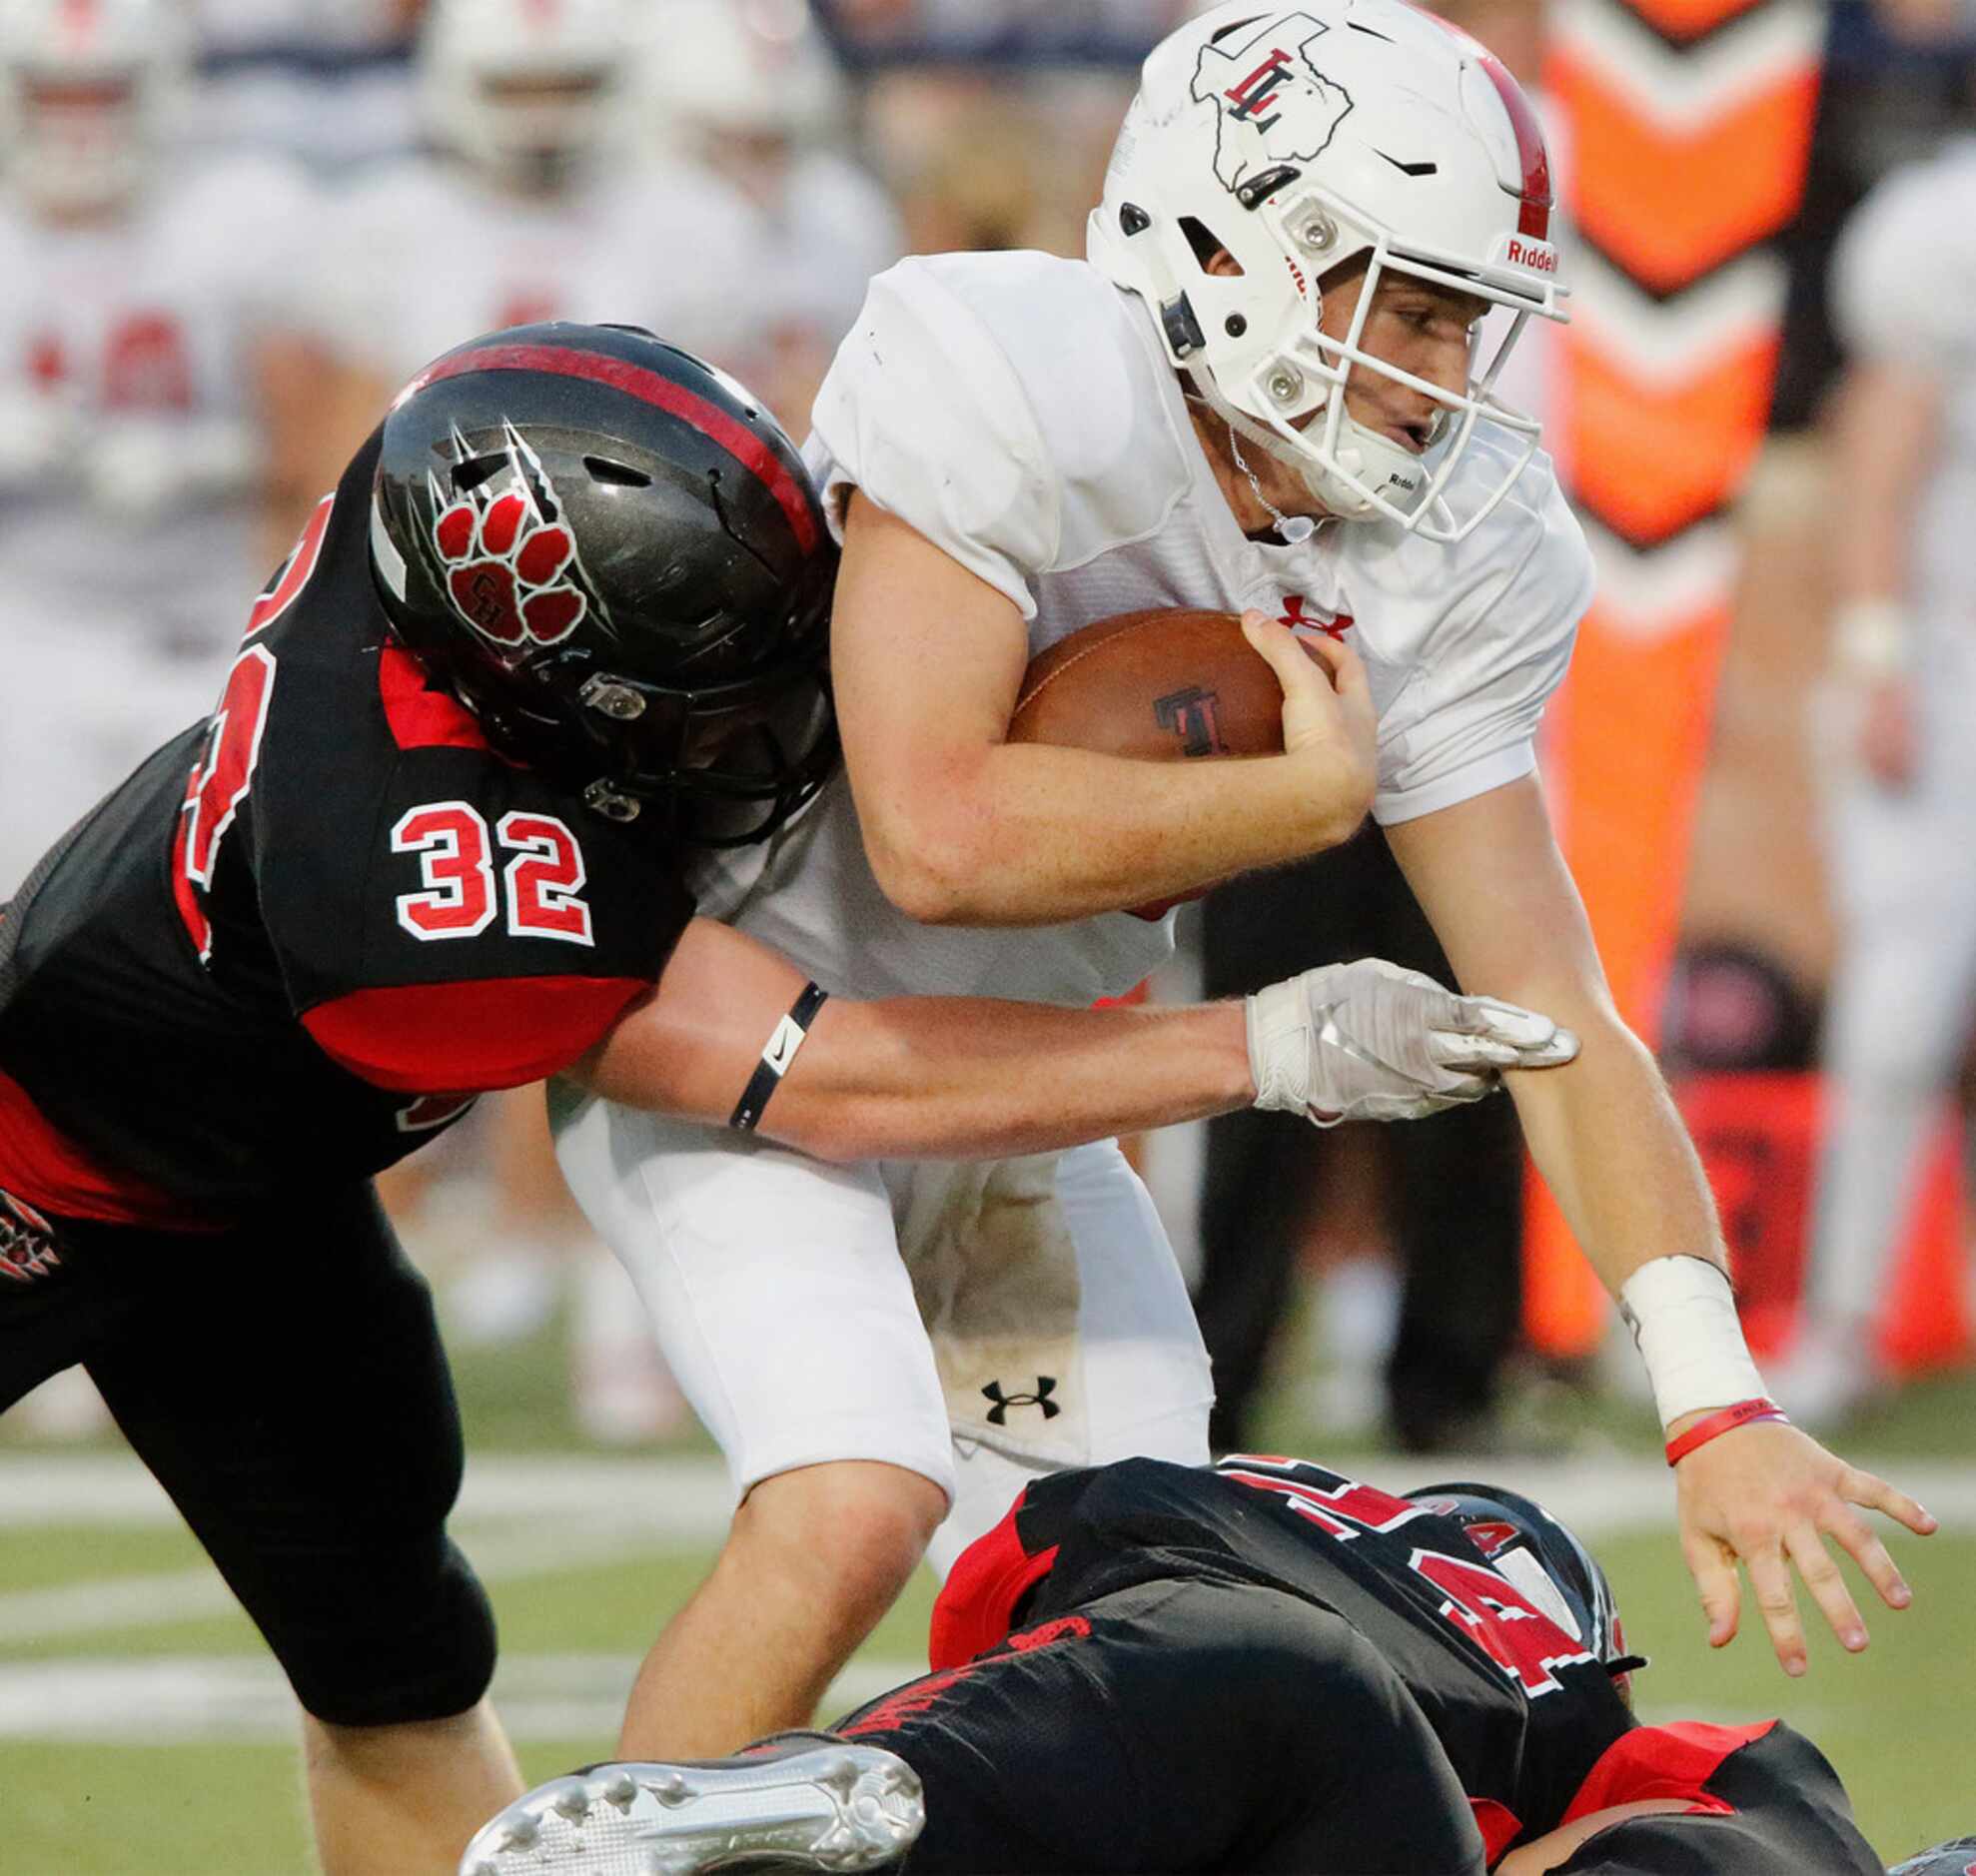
xmin=728 ymin=982 xmax=829 ymax=1132
xmin=1830 ymin=597 xmax=1910 ymax=677
xmin=1665 ymin=1398 xmax=1790 ymax=1467
xmin=1617 ymin=1255 xmax=1766 ymax=1430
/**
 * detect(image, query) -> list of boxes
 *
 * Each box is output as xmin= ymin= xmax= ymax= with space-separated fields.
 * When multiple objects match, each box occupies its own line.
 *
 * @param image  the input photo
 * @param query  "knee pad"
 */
xmin=285 ymin=1535 xmax=498 ymax=1728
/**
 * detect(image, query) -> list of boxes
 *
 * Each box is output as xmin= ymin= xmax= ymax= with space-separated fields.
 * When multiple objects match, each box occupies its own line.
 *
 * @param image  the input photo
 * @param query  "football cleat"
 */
xmin=458 ymin=1733 xmax=923 ymax=1876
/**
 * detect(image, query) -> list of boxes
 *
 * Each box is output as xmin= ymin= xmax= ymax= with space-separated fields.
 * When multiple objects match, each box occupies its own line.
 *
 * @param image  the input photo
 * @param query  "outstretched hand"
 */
xmin=1247 ymin=957 xmax=1579 ymax=1126
xmin=1672 ymin=1415 xmax=1937 ymax=1674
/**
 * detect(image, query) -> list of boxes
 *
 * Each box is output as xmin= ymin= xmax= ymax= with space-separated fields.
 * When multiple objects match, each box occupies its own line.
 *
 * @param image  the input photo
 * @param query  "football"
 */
xmin=1008 ymin=607 xmax=1287 ymax=762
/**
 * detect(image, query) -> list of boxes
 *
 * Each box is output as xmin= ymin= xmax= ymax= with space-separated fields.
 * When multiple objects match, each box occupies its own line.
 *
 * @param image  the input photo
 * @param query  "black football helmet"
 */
xmin=1407 ymin=1479 xmax=1648 ymax=1702
xmin=371 ymin=321 xmax=838 ymax=846
xmin=1888 ymin=1838 xmax=1976 ymax=1875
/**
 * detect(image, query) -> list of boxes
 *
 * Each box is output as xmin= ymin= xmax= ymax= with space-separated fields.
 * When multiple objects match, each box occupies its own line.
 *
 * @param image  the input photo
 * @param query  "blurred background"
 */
xmin=2 ymin=0 xmax=1974 ymax=1868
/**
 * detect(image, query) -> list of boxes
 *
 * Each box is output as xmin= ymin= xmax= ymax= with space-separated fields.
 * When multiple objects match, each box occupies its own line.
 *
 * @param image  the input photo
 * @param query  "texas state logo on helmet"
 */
xmin=1087 ymin=0 xmax=1565 ymax=543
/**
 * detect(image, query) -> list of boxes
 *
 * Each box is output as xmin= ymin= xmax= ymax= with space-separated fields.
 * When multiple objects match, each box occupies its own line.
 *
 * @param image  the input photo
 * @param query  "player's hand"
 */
xmin=1240 ymin=607 xmax=1377 ymax=799
xmin=1854 ymin=673 xmax=1918 ymax=788
xmin=1672 ymin=1415 xmax=1937 ymax=1674
xmin=1246 ymin=956 xmax=1579 ymax=1125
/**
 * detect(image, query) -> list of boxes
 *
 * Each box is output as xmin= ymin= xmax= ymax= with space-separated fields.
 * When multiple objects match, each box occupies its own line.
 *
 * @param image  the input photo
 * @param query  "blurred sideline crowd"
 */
xmin=5 ymin=0 xmax=1976 ymax=1455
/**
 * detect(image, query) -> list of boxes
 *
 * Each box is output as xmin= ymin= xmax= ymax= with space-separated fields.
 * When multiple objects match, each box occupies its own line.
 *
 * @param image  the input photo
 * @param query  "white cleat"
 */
xmin=459 ymin=1736 xmax=924 ymax=1876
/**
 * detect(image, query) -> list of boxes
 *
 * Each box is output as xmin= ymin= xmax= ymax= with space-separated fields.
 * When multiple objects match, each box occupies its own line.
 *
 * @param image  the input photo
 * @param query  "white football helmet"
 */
xmin=1087 ymin=0 xmax=1566 ymax=541
xmin=645 ymin=0 xmax=840 ymax=146
xmin=0 ymin=0 xmax=187 ymax=216
xmin=421 ymin=0 xmax=634 ymax=186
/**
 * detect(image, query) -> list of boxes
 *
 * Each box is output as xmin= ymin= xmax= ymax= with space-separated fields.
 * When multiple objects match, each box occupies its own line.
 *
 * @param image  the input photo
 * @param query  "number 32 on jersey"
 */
xmin=391 ymin=804 xmax=593 ymax=945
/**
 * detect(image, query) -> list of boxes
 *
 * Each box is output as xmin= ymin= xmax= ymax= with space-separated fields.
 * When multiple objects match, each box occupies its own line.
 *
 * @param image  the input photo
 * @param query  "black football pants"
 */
xmin=0 ymin=1179 xmax=496 ymax=1726
xmin=833 ymin=1574 xmax=1487 ymax=1875
xmin=1197 ymin=826 xmax=1525 ymax=1452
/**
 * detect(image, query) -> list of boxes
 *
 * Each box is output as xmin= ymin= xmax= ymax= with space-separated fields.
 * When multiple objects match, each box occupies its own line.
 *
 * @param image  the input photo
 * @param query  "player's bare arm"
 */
xmin=1492 ymin=1800 xmax=1696 ymax=1876
xmin=566 ymin=916 xmax=1577 ymax=1163
xmin=1388 ymin=773 xmax=1938 ymax=1674
xmin=830 ymin=490 xmax=1376 ymax=927
xmin=1821 ymin=357 xmax=1939 ymax=787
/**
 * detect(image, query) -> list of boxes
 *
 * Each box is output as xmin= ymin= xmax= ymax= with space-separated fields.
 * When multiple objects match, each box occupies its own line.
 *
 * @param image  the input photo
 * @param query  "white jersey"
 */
xmin=0 ymin=152 xmax=316 ymax=630
xmin=306 ymin=153 xmax=768 ymax=390
xmin=688 ymin=250 xmax=1591 ymax=1008
xmin=1829 ymin=136 xmax=1976 ymax=671
xmin=762 ymin=150 xmax=903 ymax=344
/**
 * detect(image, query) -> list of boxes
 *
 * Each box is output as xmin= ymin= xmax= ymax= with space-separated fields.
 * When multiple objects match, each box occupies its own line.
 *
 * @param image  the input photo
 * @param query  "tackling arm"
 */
xmin=568 ymin=917 xmax=1252 ymax=1162
xmin=830 ymin=494 xmax=1377 ymax=926
xmin=565 ymin=917 xmax=1578 ymax=1165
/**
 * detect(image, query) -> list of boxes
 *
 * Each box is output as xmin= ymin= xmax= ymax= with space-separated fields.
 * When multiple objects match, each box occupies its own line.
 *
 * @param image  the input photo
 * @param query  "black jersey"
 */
xmin=0 ymin=433 xmax=692 ymax=1223
xmin=931 ymin=1454 xmax=1635 ymax=1858
xmin=1546 ymin=1717 xmax=1880 ymax=1874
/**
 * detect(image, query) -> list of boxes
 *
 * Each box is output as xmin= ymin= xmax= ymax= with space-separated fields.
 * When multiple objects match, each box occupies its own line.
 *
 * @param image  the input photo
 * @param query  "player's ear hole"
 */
xmin=1186 ymin=223 xmax=1244 ymax=276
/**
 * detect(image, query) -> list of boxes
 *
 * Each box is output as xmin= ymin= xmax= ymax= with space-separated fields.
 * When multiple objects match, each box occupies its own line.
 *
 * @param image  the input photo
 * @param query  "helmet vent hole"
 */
xmin=585 ymin=457 xmax=652 ymax=488
xmin=1179 ymin=217 xmax=1236 ymax=273
xmin=1208 ymin=15 xmax=1268 ymax=43
xmin=452 ymin=455 xmax=507 ymax=492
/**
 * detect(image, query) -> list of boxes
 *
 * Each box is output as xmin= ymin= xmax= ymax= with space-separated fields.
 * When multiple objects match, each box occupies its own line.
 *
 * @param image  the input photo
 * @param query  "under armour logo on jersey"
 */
xmin=431 ymin=423 xmax=592 ymax=649
xmin=0 ymin=1190 xmax=62 ymax=1287
xmin=1155 ymin=685 xmax=1226 ymax=758
xmin=1279 ymin=594 xmax=1353 ymax=639
xmin=1192 ymin=15 xmax=1354 ymax=198
xmin=982 ymin=1377 xmax=1061 ymax=1424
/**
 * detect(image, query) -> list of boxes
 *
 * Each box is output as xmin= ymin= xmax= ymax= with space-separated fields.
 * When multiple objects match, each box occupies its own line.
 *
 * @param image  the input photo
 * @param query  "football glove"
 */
xmin=1247 ymin=957 xmax=1578 ymax=1126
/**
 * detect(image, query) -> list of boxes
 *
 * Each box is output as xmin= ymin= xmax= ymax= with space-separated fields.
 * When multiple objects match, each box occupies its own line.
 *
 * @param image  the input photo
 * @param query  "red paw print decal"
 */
xmin=435 ymin=489 xmax=587 ymax=647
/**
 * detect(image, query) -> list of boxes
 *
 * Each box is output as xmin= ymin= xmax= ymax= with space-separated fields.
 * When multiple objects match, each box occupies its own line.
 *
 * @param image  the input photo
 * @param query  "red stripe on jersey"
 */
xmin=0 ymin=1071 xmax=227 ymax=1232
xmin=379 ymin=641 xmax=492 ymax=751
xmin=1469 ymin=1798 xmax=1522 ymax=1863
xmin=404 ymin=344 xmax=821 ymax=553
xmin=929 ymin=1487 xmax=1059 ymax=1669
xmin=301 ymin=974 xmax=649 ymax=1093
xmin=1560 ymin=1719 xmax=1771 ymax=1825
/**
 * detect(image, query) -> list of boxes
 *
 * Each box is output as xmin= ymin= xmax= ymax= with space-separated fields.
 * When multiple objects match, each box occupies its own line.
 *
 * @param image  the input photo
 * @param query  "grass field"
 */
xmin=5 ymin=1310 xmax=1972 ymax=1876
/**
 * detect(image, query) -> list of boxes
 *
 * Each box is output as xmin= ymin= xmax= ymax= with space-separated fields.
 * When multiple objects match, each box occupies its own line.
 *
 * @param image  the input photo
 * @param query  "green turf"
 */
xmin=6 ymin=1740 xmax=317 ymax=1876
xmin=5 ymin=1311 xmax=1971 ymax=1872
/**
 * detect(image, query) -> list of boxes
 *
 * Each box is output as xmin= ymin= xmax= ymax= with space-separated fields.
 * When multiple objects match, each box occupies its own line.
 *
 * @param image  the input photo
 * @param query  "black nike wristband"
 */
xmin=728 ymin=982 xmax=831 ymax=1132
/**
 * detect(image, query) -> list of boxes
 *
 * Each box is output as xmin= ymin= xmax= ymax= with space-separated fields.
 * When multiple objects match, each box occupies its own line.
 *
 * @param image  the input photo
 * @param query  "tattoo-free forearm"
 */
xmin=763 ymin=995 xmax=1255 ymax=1161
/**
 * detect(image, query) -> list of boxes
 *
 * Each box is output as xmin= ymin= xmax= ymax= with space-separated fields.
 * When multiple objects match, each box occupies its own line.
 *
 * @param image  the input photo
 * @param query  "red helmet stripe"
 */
xmin=1471 ymin=49 xmax=1552 ymax=240
xmin=407 ymin=343 xmax=821 ymax=553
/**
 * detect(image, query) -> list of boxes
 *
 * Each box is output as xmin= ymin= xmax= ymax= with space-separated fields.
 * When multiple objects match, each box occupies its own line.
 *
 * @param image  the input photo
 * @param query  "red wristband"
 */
xmin=1665 ymin=1398 xmax=1789 ymax=1467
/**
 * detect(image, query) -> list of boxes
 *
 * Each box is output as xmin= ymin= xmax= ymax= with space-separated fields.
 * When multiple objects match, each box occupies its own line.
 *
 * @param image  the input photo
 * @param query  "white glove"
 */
xmin=1246 ymin=957 xmax=1579 ymax=1125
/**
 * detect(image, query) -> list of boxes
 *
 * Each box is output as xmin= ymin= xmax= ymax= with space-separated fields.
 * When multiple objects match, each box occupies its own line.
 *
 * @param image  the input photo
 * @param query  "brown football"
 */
xmin=1008 ymin=607 xmax=1285 ymax=762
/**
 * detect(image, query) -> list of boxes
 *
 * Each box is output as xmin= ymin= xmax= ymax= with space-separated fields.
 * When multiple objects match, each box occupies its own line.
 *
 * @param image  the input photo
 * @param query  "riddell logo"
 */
xmin=1505 ymin=238 xmax=1555 ymax=274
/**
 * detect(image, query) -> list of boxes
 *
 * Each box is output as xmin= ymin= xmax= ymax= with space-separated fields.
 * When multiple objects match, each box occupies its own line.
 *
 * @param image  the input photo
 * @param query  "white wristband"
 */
xmin=1830 ymin=597 xmax=1910 ymax=677
xmin=1617 ymin=1256 xmax=1766 ymax=1429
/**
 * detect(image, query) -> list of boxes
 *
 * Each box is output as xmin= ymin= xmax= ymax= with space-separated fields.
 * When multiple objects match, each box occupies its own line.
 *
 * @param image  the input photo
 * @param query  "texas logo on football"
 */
xmin=1192 ymin=13 xmax=1354 ymax=197
xmin=432 ymin=425 xmax=590 ymax=648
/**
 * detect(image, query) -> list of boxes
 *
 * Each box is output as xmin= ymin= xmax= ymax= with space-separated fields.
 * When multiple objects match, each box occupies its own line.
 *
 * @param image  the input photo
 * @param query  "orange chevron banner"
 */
xmin=1552 ymin=55 xmax=1819 ymax=294
xmin=1523 ymin=0 xmax=1827 ymax=1358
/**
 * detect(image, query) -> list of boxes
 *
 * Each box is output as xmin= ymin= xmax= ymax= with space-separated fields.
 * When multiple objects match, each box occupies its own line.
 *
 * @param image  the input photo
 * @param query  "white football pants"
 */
xmin=551 ymin=1088 xmax=1215 ymax=1575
